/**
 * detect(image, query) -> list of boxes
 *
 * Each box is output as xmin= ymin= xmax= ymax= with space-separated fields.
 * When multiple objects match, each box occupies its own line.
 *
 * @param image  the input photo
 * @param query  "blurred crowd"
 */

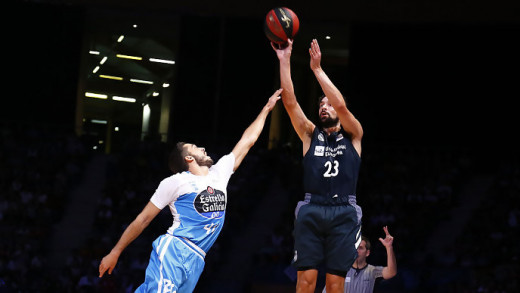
xmin=0 ymin=123 xmax=88 ymax=292
xmin=0 ymin=123 xmax=518 ymax=292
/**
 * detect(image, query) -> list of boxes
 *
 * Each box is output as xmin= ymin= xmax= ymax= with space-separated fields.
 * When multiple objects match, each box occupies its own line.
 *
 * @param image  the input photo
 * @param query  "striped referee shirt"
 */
xmin=323 ymin=264 xmax=384 ymax=293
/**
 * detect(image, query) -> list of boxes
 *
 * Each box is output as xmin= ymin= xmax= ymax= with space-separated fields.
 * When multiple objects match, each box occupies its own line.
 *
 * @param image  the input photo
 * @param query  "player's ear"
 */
xmin=185 ymin=155 xmax=194 ymax=163
xmin=366 ymin=249 xmax=371 ymax=257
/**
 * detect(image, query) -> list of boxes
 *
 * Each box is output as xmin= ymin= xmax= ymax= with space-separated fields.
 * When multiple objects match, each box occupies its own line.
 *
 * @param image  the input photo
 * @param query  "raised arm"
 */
xmin=231 ymin=89 xmax=282 ymax=171
xmin=309 ymin=39 xmax=363 ymax=156
xmin=379 ymin=226 xmax=397 ymax=280
xmin=99 ymin=201 xmax=161 ymax=277
xmin=272 ymin=39 xmax=315 ymax=155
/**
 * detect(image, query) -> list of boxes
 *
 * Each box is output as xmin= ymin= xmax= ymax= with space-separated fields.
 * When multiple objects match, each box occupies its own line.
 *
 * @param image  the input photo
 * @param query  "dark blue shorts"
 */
xmin=292 ymin=194 xmax=362 ymax=277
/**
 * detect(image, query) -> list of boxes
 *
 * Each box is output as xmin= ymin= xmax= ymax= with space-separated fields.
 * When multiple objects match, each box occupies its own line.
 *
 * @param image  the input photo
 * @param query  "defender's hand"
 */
xmin=99 ymin=252 xmax=119 ymax=277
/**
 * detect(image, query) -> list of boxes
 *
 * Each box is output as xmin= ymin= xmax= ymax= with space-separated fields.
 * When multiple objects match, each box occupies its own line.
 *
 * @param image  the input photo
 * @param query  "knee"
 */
xmin=298 ymin=276 xmax=315 ymax=288
xmin=297 ymin=271 xmax=318 ymax=291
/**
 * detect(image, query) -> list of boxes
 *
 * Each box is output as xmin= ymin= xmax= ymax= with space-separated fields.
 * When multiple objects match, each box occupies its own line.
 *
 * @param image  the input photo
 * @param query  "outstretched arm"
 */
xmin=379 ymin=226 xmax=397 ymax=280
xmin=272 ymin=39 xmax=315 ymax=155
xmin=231 ymin=89 xmax=282 ymax=171
xmin=99 ymin=201 xmax=161 ymax=277
xmin=309 ymin=39 xmax=363 ymax=156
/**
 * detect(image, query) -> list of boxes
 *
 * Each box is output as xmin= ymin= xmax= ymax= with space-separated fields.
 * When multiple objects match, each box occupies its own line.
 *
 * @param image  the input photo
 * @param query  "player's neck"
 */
xmin=322 ymin=124 xmax=341 ymax=135
xmin=188 ymin=165 xmax=210 ymax=176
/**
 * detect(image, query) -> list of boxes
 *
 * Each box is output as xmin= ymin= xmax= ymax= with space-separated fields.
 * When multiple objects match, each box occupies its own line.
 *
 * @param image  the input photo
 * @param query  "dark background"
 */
xmin=8 ymin=0 xmax=519 ymax=151
xmin=2 ymin=0 xmax=520 ymax=292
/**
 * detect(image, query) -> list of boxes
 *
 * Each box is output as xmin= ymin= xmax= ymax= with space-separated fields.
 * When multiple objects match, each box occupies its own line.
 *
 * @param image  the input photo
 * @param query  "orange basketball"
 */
xmin=264 ymin=7 xmax=300 ymax=44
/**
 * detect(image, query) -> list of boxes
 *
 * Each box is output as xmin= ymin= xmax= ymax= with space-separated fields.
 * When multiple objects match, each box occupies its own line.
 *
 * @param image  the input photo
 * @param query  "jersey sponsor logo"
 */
xmin=315 ymin=145 xmax=347 ymax=158
xmin=336 ymin=133 xmax=344 ymax=141
xmin=318 ymin=133 xmax=325 ymax=141
xmin=324 ymin=145 xmax=346 ymax=157
xmin=194 ymin=186 xmax=226 ymax=219
xmin=314 ymin=146 xmax=325 ymax=156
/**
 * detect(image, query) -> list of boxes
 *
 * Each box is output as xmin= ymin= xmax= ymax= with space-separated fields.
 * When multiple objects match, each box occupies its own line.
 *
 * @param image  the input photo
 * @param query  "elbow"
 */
xmin=135 ymin=214 xmax=153 ymax=229
xmin=243 ymin=136 xmax=257 ymax=149
xmin=281 ymin=91 xmax=296 ymax=102
xmin=236 ymin=135 xmax=256 ymax=154
xmin=283 ymin=99 xmax=299 ymax=112
xmin=384 ymin=269 xmax=397 ymax=280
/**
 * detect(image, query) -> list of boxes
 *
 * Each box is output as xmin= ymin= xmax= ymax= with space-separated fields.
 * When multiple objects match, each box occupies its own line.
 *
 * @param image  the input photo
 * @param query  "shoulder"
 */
xmin=337 ymin=129 xmax=352 ymax=142
xmin=367 ymin=264 xmax=384 ymax=277
xmin=368 ymin=264 xmax=384 ymax=270
xmin=212 ymin=153 xmax=235 ymax=167
xmin=311 ymin=128 xmax=324 ymax=141
xmin=220 ymin=152 xmax=236 ymax=162
xmin=210 ymin=153 xmax=235 ymax=174
xmin=159 ymin=172 xmax=187 ymax=186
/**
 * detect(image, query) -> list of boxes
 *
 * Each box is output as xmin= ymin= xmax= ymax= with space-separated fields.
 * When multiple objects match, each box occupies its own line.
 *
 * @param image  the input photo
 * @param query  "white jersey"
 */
xmin=150 ymin=153 xmax=235 ymax=254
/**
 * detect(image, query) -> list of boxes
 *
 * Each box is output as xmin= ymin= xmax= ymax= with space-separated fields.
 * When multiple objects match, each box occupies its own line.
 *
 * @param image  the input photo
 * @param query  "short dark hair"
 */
xmin=318 ymin=93 xmax=326 ymax=103
xmin=169 ymin=142 xmax=189 ymax=174
xmin=362 ymin=236 xmax=371 ymax=250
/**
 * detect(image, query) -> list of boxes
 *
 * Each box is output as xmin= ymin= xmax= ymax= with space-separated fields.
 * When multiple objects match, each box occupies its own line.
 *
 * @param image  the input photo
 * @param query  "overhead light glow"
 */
xmin=117 ymin=35 xmax=125 ymax=42
xmin=100 ymin=75 xmax=123 ymax=81
xmin=85 ymin=92 xmax=108 ymax=99
xmin=117 ymin=54 xmax=142 ymax=60
xmin=91 ymin=119 xmax=108 ymax=124
xmin=89 ymin=50 xmax=100 ymax=55
xmin=130 ymin=79 xmax=153 ymax=84
xmin=100 ymin=56 xmax=108 ymax=64
xmin=113 ymin=96 xmax=137 ymax=103
xmin=149 ymin=58 xmax=175 ymax=65
xmin=325 ymin=36 xmax=331 ymax=40
xmin=152 ymin=92 xmax=159 ymax=97
xmin=93 ymin=66 xmax=100 ymax=73
xmin=162 ymin=83 xmax=170 ymax=88
xmin=133 ymin=24 xmax=138 ymax=28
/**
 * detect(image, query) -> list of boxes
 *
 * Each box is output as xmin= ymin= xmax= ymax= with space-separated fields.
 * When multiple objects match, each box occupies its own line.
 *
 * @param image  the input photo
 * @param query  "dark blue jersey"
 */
xmin=303 ymin=127 xmax=361 ymax=199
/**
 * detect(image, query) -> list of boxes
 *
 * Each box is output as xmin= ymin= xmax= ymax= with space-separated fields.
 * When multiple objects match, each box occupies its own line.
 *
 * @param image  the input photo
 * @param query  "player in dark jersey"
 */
xmin=272 ymin=39 xmax=364 ymax=293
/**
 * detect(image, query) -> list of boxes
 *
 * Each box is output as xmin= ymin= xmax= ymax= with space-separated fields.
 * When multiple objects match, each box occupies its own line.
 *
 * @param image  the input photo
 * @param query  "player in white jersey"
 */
xmin=322 ymin=226 xmax=397 ymax=293
xmin=98 ymin=88 xmax=283 ymax=293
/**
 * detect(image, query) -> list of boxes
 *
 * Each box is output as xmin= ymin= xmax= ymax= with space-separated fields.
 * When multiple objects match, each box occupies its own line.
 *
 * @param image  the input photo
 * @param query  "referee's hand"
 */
xmin=378 ymin=226 xmax=394 ymax=248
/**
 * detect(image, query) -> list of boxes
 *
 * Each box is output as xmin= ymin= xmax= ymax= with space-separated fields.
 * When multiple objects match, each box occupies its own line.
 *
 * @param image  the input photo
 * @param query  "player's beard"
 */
xmin=194 ymin=155 xmax=214 ymax=168
xmin=319 ymin=115 xmax=339 ymax=129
